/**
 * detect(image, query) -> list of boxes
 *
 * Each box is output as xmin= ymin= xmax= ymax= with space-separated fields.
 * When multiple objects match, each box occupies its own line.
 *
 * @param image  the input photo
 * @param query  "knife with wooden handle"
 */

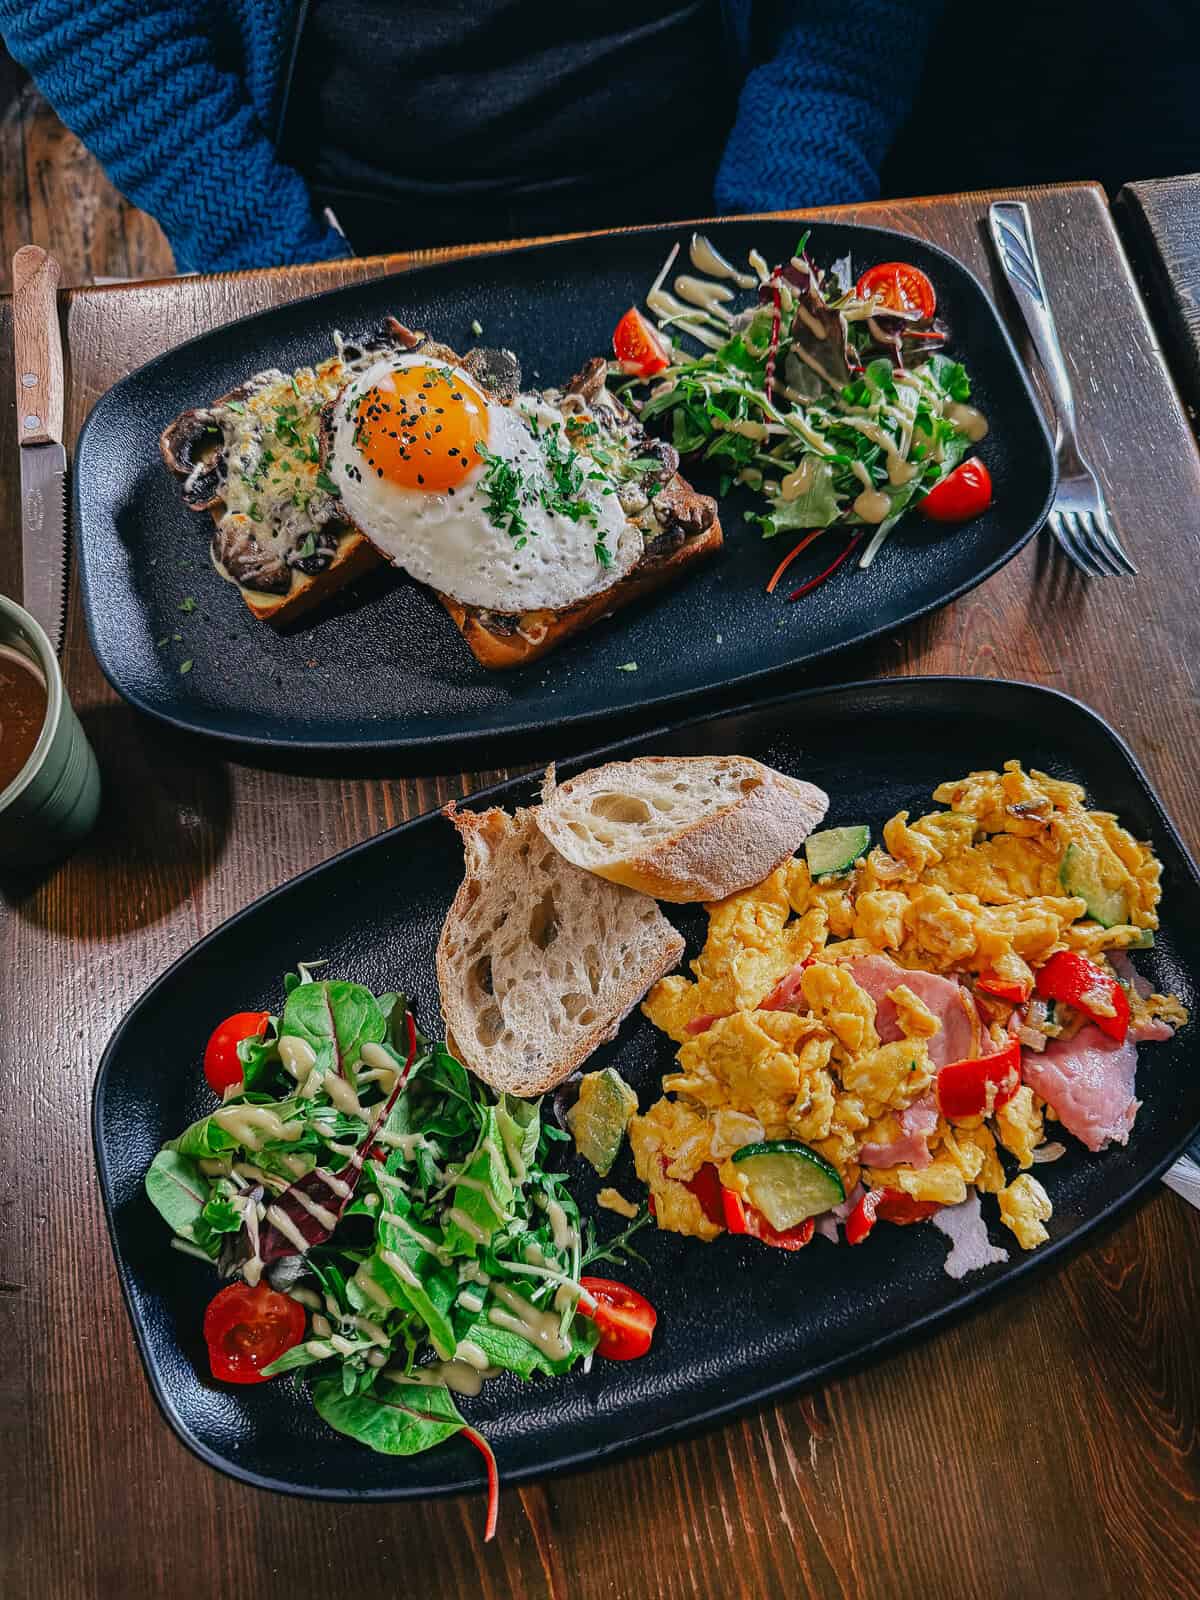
xmin=12 ymin=245 xmax=68 ymax=654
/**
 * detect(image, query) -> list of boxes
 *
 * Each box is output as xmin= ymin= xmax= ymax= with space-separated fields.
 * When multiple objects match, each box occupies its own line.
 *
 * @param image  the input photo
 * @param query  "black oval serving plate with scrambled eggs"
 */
xmin=73 ymin=220 xmax=1055 ymax=755
xmin=92 ymin=678 xmax=1199 ymax=1501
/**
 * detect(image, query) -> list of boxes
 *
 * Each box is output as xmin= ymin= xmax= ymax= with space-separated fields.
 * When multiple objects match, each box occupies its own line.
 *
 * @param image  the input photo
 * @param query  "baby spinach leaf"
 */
xmin=144 ymin=1150 xmax=210 ymax=1242
xmin=364 ymin=1207 xmax=458 ymax=1358
xmin=280 ymin=980 xmax=386 ymax=1079
xmin=312 ymin=1376 xmax=464 ymax=1456
xmin=236 ymin=1023 xmax=280 ymax=1094
xmin=261 ymin=1335 xmax=372 ymax=1377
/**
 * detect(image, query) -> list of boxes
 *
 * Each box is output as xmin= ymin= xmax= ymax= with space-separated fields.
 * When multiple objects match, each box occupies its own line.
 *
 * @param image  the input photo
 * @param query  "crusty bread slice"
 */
xmin=434 ymin=509 xmax=722 ymax=669
xmin=437 ymin=802 xmax=685 ymax=1095
xmin=535 ymin=755 xmax=829 ymax=903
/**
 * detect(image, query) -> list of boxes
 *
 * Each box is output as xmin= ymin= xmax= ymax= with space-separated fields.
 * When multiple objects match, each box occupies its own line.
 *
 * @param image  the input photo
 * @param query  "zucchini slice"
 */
xmin=731 ymin=1140 xmax=844 ymax=1231
xmin=1060 ymin=841 xmax=1129 ymax=928
xmin=805 ymin=825 xmax=870 ymax=881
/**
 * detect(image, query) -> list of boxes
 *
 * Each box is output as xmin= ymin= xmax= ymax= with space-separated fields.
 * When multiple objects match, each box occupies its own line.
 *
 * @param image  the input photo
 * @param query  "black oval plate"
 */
xmin=74 ymin=222 xmax=1055 ymax=754
xmin=93 ymin=677 xmax=1199 ymax=1501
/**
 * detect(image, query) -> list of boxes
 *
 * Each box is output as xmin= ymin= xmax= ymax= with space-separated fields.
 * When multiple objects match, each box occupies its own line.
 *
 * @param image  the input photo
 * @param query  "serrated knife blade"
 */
xmin=12 ymin=245 xmax=68 ymax=655
xmin=18 ymin=441 xmax=67 ymax=652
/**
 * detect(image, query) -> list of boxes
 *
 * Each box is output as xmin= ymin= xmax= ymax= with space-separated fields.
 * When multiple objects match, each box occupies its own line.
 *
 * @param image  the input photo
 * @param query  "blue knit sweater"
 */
xmin=0 ymin=0 xmax=943 ymax=273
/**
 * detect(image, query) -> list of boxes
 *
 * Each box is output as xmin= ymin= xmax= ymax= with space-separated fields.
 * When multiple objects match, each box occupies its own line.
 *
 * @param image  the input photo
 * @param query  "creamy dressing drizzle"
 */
xmin=382 ymin=1209 xmax=442 ymax=1255
xmin=213 ymin=1103 xmax=302 ymax=1151
xmin=451 ymin=1174 xmax=508 ymax=1220
xmin=322 ymin=1074 xmax=370 ymax=1120
xmin=264 ymin=1203 xmax=312 ymax=1255
xmin=673 ymin=274 xmax=735 ymax=321
xmin=546 ymin=1198 xmax=577 ymax=1253
xmin=278 ymin=1036 xmax=316 ymax=1079
xmin=287 ymin=1286 xmax=323 ymax=1310
xmin=487 ymin=1282 xmax=572 ymax=1360
xmin=853 ymin=488 xmax=892 ymax=524
xmin=288 ymin=1187 xmax=338 ymax=1231
xmin=312 ymin=1312 xmax=333 ymax=1339
xmin=352 ymin=1265 xmax=393 ymax=1310
xmin=690 ymin=233 xmax=758 ymax=289
xmin=232 ymin=1161 xmax=287 ymax=1193
xmin=352 ymin=1314 xmax=390 ymax=1347
xmin=312 ymin=1166 xmax=352 ymax=1199
xmin=386 ymin=1360 xmax=492 ymax=1397
xmin=497 ymin=1120 xmax=527 ymax=1182
xmin=445 ymin=1206 xmax=488 ymax=1244
xmin=947 ymin=402 xmax=989 ymax=441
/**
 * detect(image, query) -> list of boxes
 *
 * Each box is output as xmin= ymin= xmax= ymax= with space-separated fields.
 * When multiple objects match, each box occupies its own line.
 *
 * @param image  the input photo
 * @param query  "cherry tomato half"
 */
xmin=873 ymin=1190 xmax=942 ymax=1226
xmin=203 ymin=1010 xmax=270 ymax=1096
xmin=612 ymin=307 xmax=670 ymax=377
xmin=919 ymin=458 xmax=993 ymax=523
xmin=855 ymin=261 xmax=937 ymax=320
xmin=203 ymin=1282 xmax=306 ymax=1384
xmin=578 ymin=1276 xmax=657 ymax=1360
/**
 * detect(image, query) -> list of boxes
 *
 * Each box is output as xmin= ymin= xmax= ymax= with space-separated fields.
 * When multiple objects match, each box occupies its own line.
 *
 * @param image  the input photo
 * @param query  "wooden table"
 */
xmin=1117 ymin=174 xmax=1200 ymax=427
xmin=3 ymin=181 xmax=1199 ymax=1600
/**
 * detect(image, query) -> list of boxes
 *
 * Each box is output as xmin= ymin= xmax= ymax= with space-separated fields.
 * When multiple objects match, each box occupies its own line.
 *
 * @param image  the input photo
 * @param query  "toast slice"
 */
xmin=437 ymin=801 xmax=685 ymax=1095
xmin=536 ymin=756 xmax=830 ymax=903
xmin=321 ymin=344 xmax=722 ymax=669
xmin=159 ymin=326 xmax=410 ymax=626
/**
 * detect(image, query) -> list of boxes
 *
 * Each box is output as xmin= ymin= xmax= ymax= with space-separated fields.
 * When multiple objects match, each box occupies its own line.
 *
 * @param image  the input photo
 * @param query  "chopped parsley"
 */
xmin=594 ymin=539 xmax=613 ymax=569
xmin=179 ymin=659 xmax=193 ymax=674
xmin=297 ymin=532 xmax=317 ymax=559
xmin=470 ymin=319 xmax=483 ymax=337
xmin=177 ymin=596 xmax=196 ymax=613
xmin=616 ymin=661 xmax=638 ymax=672
xmin=315 ymin=471 xmax=339 ymax=496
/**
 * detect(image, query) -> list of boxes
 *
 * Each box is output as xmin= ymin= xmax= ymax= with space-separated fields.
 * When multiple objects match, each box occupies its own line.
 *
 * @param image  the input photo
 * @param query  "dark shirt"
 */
xmin=282 ymin=0 xmax=734 ymax=253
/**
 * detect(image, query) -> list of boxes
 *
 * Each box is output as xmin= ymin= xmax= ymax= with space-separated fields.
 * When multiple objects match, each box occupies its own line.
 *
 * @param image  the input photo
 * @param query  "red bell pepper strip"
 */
xmin=977 ymin=972 xmax=1032 ymax=1005
xmin=720 ymin=1186 xmax=816 ymax=1250
xmin=935 ymin=1037 xmax=1021 ymax=1119
xmin=874 ymin=1189 xmax=942 ymax=1225
xmin=845 ymin=1189 xmax=881 ymax=1245
xmin=1034 ymin=951 xmax=1130 ymax=1042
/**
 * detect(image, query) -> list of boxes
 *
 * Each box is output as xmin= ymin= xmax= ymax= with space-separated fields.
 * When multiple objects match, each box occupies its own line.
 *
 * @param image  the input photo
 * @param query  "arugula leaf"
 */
xmin=924 ymin=353 xmax=972 ymax=403
xmin=280 ymin=980 xmax=386 ymax=1079
xmin=144 ymin=1150 xmax=211 ymax=1244
xmin=313 ymin=1376 xmax=464 ymax=1456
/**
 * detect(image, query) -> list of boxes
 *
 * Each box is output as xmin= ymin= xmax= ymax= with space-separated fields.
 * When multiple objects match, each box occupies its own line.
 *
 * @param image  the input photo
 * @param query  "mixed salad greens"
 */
xmin=145 ymin=966 xmax=652 ymax=1539
xmin=610 ymin=233 xmax=993 ymax=598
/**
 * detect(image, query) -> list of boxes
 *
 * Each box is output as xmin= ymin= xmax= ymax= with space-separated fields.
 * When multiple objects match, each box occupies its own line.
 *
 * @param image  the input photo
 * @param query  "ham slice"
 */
xmin=1020 ymin=1024 xmax=1140 ymax=1151
xmin=858 ymin=1091 xmax=938 ymax=1170
xmin=847 ymin=954 xmax=991 ymax=1066
xmin=1108 ymin=952 xmax=1176 ymax=1042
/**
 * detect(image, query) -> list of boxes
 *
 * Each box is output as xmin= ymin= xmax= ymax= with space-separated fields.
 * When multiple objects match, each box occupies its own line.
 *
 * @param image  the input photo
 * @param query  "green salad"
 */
xmin=611 ymin=233 xmax=992 ymax=594
xmin=145 ymin=966 xmax=649 ymax=1538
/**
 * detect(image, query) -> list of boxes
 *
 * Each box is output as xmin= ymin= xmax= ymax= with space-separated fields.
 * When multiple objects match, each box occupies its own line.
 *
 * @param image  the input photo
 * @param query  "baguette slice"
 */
xmin=535 ymin=756 xmax=829 ymax=903
xmin=437 ymin=802 xmax=685 ymax=1095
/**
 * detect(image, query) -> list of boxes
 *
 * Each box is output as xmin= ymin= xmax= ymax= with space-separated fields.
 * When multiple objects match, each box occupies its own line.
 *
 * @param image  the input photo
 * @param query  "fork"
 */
xmin=988 ymin=200 xmax=1137 ymax=577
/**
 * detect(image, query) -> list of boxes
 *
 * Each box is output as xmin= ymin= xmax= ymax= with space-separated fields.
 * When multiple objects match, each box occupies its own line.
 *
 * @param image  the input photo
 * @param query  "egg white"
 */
xmin=329 ymin=356 xmax=640 ymax=613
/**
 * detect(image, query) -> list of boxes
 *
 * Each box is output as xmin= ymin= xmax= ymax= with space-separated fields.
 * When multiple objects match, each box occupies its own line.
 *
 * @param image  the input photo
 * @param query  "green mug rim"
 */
xmin=0 ymin=595 xmax=64 ymax=811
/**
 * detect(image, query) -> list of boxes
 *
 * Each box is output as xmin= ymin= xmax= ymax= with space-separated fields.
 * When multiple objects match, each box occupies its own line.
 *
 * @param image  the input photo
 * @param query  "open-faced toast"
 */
xmin=162 ymin=321 xmax=721 ymax=660
xmin=157 ymin=328 xmax=417 ymax=626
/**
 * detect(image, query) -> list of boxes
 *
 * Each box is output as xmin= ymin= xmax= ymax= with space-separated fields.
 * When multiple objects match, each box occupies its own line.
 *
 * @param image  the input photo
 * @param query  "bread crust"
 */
xmin=537 ymin=756 xmax=830 ymax=903
xmin=435 ymin=512 xmax=723 ymax=669
xmin=436 ymin=801 xmax=684 ymax=1095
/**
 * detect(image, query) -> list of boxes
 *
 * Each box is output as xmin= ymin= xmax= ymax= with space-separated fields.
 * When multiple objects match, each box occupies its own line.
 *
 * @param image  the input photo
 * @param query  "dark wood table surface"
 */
xmin=3 ymin=181 xmax=1199 ymax=1600
xmin=1117 ymin=173 xmax=1200 ymax=427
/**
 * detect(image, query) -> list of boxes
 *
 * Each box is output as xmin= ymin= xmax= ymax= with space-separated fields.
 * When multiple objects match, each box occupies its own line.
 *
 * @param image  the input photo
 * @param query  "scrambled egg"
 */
xmin=631 ymin=761 xmax=1181 ymax=1253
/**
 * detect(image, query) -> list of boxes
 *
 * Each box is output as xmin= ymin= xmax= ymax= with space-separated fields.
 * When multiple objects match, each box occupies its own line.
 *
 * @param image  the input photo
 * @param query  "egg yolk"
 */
xmin=353 ymin=363 xmax=489 ymax=493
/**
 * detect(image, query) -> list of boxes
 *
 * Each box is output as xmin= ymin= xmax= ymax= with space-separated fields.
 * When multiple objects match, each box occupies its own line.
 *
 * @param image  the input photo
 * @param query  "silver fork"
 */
xmin=988 ymin=200 xmax=1137 ymax=577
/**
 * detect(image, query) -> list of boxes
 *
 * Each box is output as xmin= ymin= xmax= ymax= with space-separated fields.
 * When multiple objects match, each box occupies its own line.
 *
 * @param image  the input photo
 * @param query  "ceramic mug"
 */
xmin=0 ymin=594 xmax=100 ymax=867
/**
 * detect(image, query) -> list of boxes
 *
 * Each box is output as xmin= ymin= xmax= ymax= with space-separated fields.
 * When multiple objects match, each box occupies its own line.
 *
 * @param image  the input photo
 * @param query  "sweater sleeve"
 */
xmin=0 ymin=0 xmax=351 ymax=273
xmin=714 ymin=1 xmax=946 ymax=213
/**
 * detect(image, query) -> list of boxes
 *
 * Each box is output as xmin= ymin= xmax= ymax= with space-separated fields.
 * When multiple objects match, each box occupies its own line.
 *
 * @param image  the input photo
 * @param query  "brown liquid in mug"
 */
xmin=0 ymin=646 xmax=48 ymax=791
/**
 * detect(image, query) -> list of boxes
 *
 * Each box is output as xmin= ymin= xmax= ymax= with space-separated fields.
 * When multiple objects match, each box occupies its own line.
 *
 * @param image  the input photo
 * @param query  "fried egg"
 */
xmin=328 ymin=355 xmax=641 ymax=613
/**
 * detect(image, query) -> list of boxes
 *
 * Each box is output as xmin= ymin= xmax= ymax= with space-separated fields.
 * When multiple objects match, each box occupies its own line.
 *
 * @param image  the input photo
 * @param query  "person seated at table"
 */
xmin=0 ymin=0 xmax=943 ymax=271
